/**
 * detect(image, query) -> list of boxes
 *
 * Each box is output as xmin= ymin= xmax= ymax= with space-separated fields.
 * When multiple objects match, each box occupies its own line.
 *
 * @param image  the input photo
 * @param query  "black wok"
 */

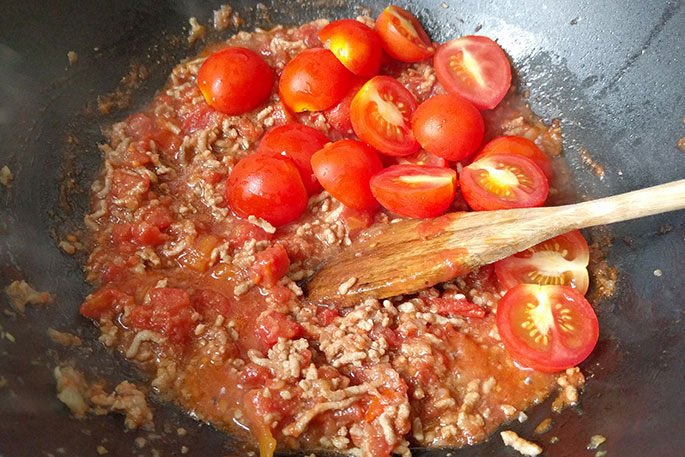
xmin=1 ymin=1 xmax=684 ymax=456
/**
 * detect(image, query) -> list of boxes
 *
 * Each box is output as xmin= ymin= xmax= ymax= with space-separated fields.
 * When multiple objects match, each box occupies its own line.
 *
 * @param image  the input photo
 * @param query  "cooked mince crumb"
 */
xmin=549 ymin=436 xmax=560 ymax=444
xmin=54 ymin=365 xmax=153 ymax=429
xmin=677 ymin=136 xmax=685 ymax=152
xmin=5 ymin=280 xmax=53 ymax=313
xmin=500 ymin=430 xmax=542 ymax=456
xmin=188 ymin=17 xmax=206 ymax=44
xmin=587 ymin=434 xmax=607 ymax=450
xmin=48 ymin=328 xmax=83 ymax=346
xmin=67 ymin=50 xmax=78 ymax=65
xmin=0 ymin=165 xmax=13 ymax=186
xmin=77 ymin=15 xmax=591 ymax=457
xmin=534 ymin=417 xmax=553 ymax=435
xmin=213 ymin=4 xmax=234 ymax=30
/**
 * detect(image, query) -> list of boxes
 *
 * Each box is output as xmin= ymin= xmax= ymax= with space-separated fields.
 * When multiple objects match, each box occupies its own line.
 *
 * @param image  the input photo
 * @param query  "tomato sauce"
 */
xmin=82 ymin=18 xmax=583 ymax=457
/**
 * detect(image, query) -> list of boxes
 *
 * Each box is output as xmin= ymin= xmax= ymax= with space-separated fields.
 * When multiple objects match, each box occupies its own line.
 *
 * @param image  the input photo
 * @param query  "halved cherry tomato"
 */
xmin=496 ymin=284 xmax=599 ymax=373
xmin=434 ymin=36 xmax=512 ymax=110
xmin=370 ymin=165 xmax=456 ymax=218
xmin=459 ymin=153 xmax=549 ymax=210
xmin=350 ymin=76 xmax=419 ymax=156
xmin=311 ymin=140 xmax=383 ymax=210
xmin=226 ymin=154 xmax=307 ymax=227
xmin=475 ymin=136 xmax=553 ymax=179
xmin=411 ymin=93 xmax=484 ymax=161
xmin=323 ymin=77 xmax=367 ymax=135
xmin=257 ymin=124 xmax=329 ymax=195
xmin=375 ymin=5 xmax=435 ymax=62
xmin=387 ymin=149 xmax=448 ymax=168
xmin=495 ymin=230 xmax=590 ymax=294
xmin=198 ymin=47 xmax=274 ymax=115
xmin=318 ymin=19 xmax=383 ymax=77
xmin=278 ymin=48 xmax=354 ymax=112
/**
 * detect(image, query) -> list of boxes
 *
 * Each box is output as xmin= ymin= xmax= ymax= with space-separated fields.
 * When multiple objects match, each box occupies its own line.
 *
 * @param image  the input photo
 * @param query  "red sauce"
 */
xmin=81 ymin=18 xmax=581 ymax=457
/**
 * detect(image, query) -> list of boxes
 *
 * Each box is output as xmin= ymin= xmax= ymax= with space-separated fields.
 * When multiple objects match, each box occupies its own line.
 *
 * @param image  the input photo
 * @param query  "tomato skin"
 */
xmin=323 ymin=77 xmax=367 ymax=135
xmin=129 ymin=288 xmax=195 ymax=343
xmin=496 ymin=284 xmax=599 ymax=373
xmin=198 ymin=47 xmax=274 ymax=115
xmin=318 ymin=19 xmax=383 ymax=77
xmin=434 ymin=36 xmax=512 ymax=110
xmin=311 ymin=140 xmax=383 ymax=210
xmin=495 ymin=230 xmax=590 ymax=294
xmin=248 ymin=245 xmax=291 ymax=287
xmin=411 ymin=93 xmax=484 ymax=161
xmin=278 ymin=48 xmax=354 ymax=112
xmin=350 ymin=76 xmax=419 ymax=156
xmin=257 ymin=124 xmax=329 ymax=195
xmin=425 ymin=296 xmax=485 ymax=318
xmin=387 ymin=149 xmax=449 ymax=168
xmin=225 ymin=154 xmax=308 ymax=227
xmin=370 ymin=165 xmax=456 ymax=218
xmin=255 ymin=311 xmax=304 ymax=349
xmin=475 ymin=136 xmax=553 ymax=179
xmin=459 ymin=153 xmax=549 ymax=211
xmin=375 ymin=6 xmax=435 ymax=62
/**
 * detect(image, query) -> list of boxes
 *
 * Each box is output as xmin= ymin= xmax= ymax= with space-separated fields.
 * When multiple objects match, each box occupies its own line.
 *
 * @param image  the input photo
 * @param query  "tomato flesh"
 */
xmin=411 ymin=93 xmax=484 ymax=161
xmin=198 ymin=47 xmax=274 ymax=115
xmin=278 ymin=48 xmax=354 ymax=112
xmin=257 ymin=124 xmax=329 ymax=195
xmin=318 ymin=19 xmax=383 ymax=77
xmin=495 ymin=230 xmax=590 ymax=294
xmin=434 ymin=36 xmax=512 ymax=110
xmin=226 ymin=154 xmax=308 ymax=227
xmin=370 ymin=165 xmax=456 ymax=218
xmin=459 ymin=153 xmax=549 ymax=210
xmin=375 ymin=6 xmax=434 ymax=62
xmin=350 ymin=76 xmax=419 ymax=156
xmin=496 ymin=284 xmax=599 ymax=373
xmin=387 ymin=149 xmax=448 ymax=168
xmin=311 ymin=139 xmax=383 ymax=210
xmin=475 ymin=135 xmax=553 ymax=179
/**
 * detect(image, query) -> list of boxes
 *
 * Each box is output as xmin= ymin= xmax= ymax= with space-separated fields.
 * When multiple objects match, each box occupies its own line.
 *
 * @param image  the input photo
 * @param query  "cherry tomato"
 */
xmin=459 ymin=153 xmax=549 ymax=210
xmin=350 ymin=76 xmax=419 ymax=156
xmin=323 ymin=77 xmax=367 ymax=135
xmin=370 ymin=165 xmax=456 ymax=218
xmin=226 ymin=154 xmax=307 ymax=227
xmin=434 ymin=36 xmax=512 ymax=110
xmin=495 ymin=230 xmax=590 ymax=294
xmin=387 ymin=149 xmax=448 ymax=168
xmin=311 ymin=140 xmax=383 ymax=210
xmin=278 ymin=48 xmax=354 ymax=112
xmin=496 ymin=284 xmax=599 ymax=373
xmin=318 ymin=19 xmax=383 ymax=77
xmin=257 ymin=124 xmax=329 ymax=195
xmin=411 ymin=93 xmax=484 ymax=161
xmin=375 ymin=5 xmax=435 ymax=62
xmin=476 ymin=136 xmax=553 ymax=179
xmin=198 ymin=47 xmax=274 ymax=115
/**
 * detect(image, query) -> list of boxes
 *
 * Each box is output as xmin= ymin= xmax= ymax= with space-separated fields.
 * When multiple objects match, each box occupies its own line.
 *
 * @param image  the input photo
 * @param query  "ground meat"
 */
xmin=500 ymin=430 xmax=543 ymax=456
xmin=54 ymin=365 xmax=153 ymax=429
xmin=78 ymin=17 xmax=588 ymax=457
xmin=0 ymin=165 xmax=13 ymax=187
xmin=4 ymin=280 xmax=53 ymax=313
xmin=48 ymin=328 xmax=83 ymax=346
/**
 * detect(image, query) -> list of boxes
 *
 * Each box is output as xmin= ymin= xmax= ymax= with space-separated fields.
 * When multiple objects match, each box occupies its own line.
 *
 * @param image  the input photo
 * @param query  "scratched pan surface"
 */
xmin=0 ymin=0 xmax=684 ymax=456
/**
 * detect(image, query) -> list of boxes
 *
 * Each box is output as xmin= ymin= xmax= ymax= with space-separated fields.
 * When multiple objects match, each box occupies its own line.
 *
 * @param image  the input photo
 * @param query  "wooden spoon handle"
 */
xmin=540 ymin=179 xmax=685 ymax=231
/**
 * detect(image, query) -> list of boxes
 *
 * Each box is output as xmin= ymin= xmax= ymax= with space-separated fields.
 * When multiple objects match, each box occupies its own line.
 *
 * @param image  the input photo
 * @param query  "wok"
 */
xmin=0 ymin=0 xmax=683 ymax=456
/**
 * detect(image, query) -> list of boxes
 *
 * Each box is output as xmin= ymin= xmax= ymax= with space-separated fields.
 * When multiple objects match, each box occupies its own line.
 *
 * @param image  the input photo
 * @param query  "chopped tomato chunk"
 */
xmin=129 ymin=288 xmax=195 ymax=343
xmin=248 ymin=245 xmax=291 ymax=287
xmin=80 ymin=288 xmax=135 ymax=320
xmin=255 ymin=311 xmax=304 ymax=349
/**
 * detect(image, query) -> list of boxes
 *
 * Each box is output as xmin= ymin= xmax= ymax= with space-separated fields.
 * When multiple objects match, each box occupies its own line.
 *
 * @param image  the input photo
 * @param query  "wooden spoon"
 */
xmin=305 ymin=180 xmax=685 ymax=307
